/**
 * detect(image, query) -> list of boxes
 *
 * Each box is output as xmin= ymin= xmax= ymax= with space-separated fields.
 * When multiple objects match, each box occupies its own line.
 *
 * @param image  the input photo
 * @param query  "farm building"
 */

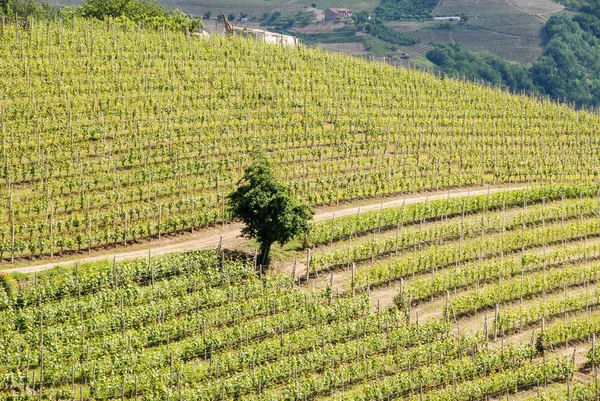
xmin=433 ymin=16 xmax=460 ymax=22
xmin=220 ymin=14 xmax=299 ymax=46
xmin=324 ymin=8 xmax=353 ymax=21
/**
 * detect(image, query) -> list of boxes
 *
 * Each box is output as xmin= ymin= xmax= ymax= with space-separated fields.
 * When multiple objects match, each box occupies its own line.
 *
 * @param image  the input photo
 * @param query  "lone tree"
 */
xmin=228 ymin=157 xmax=314 ymax=266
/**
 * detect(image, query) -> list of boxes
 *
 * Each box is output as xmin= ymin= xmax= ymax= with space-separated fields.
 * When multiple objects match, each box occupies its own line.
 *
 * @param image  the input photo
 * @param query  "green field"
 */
xmin=3 ymin=16 xmax=600 ymax=400
xmin=2 ymin=18 xmax=600 ymax=263
xmin=3 ymin=185 xmax=600 ymax=399
xmin=393 ymin=0 xmax=566 ymax=64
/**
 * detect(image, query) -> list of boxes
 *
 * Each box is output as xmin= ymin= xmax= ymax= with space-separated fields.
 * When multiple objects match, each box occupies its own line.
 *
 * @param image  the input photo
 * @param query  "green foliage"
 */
xmin=296 ymin=25 xmax=359 ymax=44
xmin=427 ymin=11 xmax=600 ymax=107
xmin=530 ymin=14 xmax=600 ymax=106
xmin=228 ymin=158 xmax=314 ymax=265
xmin=78 ymin=0 xmax=161 ymax=20
xmin=426 ymin=43 xmax=535 ymax=93
xmin=373 ymin=0 xmax=438 ymax=21
xmin=554 ymin=0 xmax=600 ymax=17
xmin=0 ymin=272 xmax=17 ymax=298
xmin=78 ymin=0 xmax=201 ymax=31
xmin=0 ymin=0 xmax=54 ymax=19
xmin=359 ymin=20 xmax=419 ymax=46
xmin=4 ymin=18 xmax=600 ymax=259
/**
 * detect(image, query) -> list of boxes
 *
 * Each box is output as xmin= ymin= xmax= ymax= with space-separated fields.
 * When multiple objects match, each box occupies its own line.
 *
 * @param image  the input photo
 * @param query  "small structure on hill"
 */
xmin=433 ymin=16 xmax=460 ymax=22
xmin=324 ymin=8 xmax=353 ymax=21
xmin=221 ymin=14 xmax=299 ymax=46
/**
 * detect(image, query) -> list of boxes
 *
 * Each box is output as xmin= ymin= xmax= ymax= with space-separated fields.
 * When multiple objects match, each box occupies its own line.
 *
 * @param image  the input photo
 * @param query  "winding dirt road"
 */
xmin=2 ymin=185 xmax=524 ymax=274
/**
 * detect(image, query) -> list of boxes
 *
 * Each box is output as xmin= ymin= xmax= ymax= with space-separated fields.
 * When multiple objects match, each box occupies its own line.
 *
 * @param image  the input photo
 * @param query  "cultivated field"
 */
xmin=2 ymin=18 xmax=600 ymax=264
xmin=44 ymin=0 xmax=379 ymax=18
xmin=2 ymin=16 xmax=600 ymax=401
xmin=3 ymin=184 xmax=600 ymax=399
xmin=395 ymin=0 xmax=566 ymax=64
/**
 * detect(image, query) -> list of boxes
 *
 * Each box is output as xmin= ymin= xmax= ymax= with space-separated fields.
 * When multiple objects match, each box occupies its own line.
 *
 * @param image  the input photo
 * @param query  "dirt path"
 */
xmin=1 ymin=185 xmax=524 ymax=274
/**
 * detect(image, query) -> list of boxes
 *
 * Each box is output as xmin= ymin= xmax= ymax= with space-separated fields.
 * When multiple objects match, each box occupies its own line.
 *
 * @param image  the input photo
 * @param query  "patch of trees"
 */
xmin=427 ymin=12 xmax=600 ymax=107
xmin=259 ymin=10 xmax=313 ymax=29
xmin=373 ymin=0 xmax=439 ymax=21
xmin=78 ymin=0 xmax=201 ymax=31
xmin=1 ymin=0 xmax=200 ymax=32
xmin=554 ymin=0 xmax=600 ymax=17
xmin=530 ymin=14 xmax=600 ymax=106
xmin=353 ymin=12 xmax=418 ymax=46
xmin=426 ymin=44 xmax=535 ymax=93
xmin=0 ymin=0 xmax=54 ymax=19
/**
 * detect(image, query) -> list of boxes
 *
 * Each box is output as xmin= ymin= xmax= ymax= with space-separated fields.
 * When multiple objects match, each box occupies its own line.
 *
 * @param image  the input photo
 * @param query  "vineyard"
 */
xmin=2 ymin=17 xmax=600 ymax=262
xmin=1 ymin=184 xmax=600 ymax=399
xmin=3 ymin=13 xmax=600 ymax=401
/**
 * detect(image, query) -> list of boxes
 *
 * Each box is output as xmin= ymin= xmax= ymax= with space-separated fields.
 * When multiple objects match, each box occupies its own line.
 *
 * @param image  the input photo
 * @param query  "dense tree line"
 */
xmin=427 ymin=10 xmax=600 ymax=107
xmin=0 ymin=0 xmax=200 ymax=32
xmin=353 ymin=12 xmax=418 ymax=46
xmin=373 ymin=0 xmax=438 ymax=21
xmin=426 ymin=44 xmax=535 ymax=93
xmin=554 ymin=0 xmax=600 ymax=17
xmin=0 ymin=0 xmax=54 ymax=19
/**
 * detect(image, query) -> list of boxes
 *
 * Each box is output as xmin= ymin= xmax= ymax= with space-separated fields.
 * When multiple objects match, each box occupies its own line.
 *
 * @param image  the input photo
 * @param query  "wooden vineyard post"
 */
xmin=39 ymin=311 xmax=44 ymax=399
xmin=124 ymin=211 xmax=128 ymax=246
xmin=351 ymin=262 xmax=356 ymax=295
xmin=444 ymin=291 xmax=449 ymax=325
xmin=594 ymin=333 xmax=598 ymax=399
xmin=431 ymin=265 xmax=435 ymax=301
xmin=399 ymin=278 xmax=404 ymax=308
xmin=113 ymin=257 xmax=118 ymax=288
xmin=86 ymin=197 xmax=92 ymax=253
xmin=494 ymin=303 xmax=499 ymax=340
xmin=216 ymin=236 xmax=222 ymax=253
xmin=306 ymin=248 xmax=311 ymax=281
xmin=371 ymin=229 xmax=376 ymax=264
xmin=378 ymin=200 xmax=383 ymax=233
xmin=149 ymin=249 xmax=154 ymax=288
xmin=542 ymin=317 xmax=547 ymax=386
xmin=23 ymin=348 xmax=30 ymax=392
xmin=484 ymin=314 xmax=488 ymax=342
xmin=330 ymin=213 xmax=335 ymax=246
xmin=191 ymin=196 xmax=195 ymax=233
xmin=10 ymin=202 xmax=14 ymax=263
xmin=158 ymin=204 xmax=162 ymax=239
xmin=353 ymin=206 xmax=360 ymax=240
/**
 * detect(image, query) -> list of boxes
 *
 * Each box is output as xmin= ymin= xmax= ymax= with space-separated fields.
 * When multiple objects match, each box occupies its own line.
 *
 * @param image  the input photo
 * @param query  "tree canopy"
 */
xmin=77 ymin=0 xmax=201 ymax=31
xmin=228 ymin=158 xmax=314 ymax=266
xmin=426 ymin=8 xmax=600 ymax=107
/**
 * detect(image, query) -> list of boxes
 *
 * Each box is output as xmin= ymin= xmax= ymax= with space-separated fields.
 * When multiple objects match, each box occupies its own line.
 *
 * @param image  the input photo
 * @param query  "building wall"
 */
xmin=324 ymin=9 xmax=339 ymax=21
xmin=324 ymin=9 xmax=352 ymax=21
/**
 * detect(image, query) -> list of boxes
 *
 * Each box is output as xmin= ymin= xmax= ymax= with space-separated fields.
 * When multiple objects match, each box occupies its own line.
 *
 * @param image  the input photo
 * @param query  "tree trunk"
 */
xmin=259 ymin=241 xmax=273 ymax=267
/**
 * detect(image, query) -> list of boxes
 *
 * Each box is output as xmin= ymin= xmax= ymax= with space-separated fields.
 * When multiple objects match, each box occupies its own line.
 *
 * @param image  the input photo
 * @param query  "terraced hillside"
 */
xmin=5 ymin=184 xmax=600 ymax=400
xmin=2 ymin=18 xmax=600 ymax=263
xmin=296 ymin=183 xmax=600 ymax=399
xmin=4 ymin=19 xmax=600 ymax=399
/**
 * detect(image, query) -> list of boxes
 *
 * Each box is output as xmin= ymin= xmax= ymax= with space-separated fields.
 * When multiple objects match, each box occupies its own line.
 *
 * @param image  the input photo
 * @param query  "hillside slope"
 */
xmin=1 ymin=18 xmax=600 ymax=263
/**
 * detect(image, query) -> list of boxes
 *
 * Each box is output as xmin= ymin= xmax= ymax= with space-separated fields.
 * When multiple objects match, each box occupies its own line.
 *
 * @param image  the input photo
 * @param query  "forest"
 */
xmin=427 ymin=4 xmax=600 ymax=107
